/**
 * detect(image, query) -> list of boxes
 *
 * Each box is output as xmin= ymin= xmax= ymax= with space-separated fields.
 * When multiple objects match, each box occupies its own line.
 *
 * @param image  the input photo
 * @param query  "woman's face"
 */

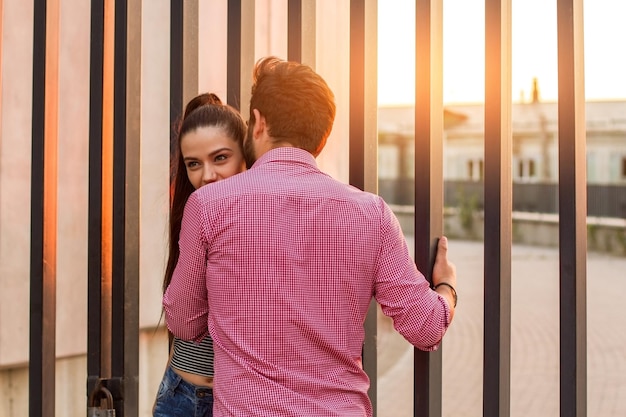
xmin=180 ymin=125 xmax=245 ymax=190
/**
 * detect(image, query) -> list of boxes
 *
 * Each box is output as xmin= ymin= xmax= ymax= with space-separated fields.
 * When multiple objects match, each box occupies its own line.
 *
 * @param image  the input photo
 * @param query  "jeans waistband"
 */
xmin=165 ymin=365 xmax=213 ymax=399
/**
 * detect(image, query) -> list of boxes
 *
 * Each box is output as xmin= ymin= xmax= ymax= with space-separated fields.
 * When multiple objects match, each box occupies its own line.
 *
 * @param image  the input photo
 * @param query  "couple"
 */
xmin=155 ymin=56 xmax=457 ymax=417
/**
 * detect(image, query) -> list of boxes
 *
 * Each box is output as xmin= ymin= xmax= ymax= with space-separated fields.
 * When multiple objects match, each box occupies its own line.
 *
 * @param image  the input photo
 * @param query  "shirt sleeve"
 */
xmin=373 ymin=199 xmax=451 ymax=351
xmin=163 ymin=192 xmax=210 ymax=342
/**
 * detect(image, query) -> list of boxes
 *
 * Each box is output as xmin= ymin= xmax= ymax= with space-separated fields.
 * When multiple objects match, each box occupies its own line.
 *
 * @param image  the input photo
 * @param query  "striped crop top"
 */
xmin=170 ymin=334 xmax=215 ymax=377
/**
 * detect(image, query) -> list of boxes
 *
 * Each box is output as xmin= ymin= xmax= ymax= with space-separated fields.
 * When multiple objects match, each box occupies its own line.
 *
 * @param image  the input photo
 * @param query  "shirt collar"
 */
xmin=251 ymin=147 xmax=318 ymax=169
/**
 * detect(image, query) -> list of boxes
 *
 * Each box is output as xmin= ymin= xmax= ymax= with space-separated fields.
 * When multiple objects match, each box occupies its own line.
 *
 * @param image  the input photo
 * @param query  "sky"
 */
xmin=378 ymin=0 xmax=626 ymax=105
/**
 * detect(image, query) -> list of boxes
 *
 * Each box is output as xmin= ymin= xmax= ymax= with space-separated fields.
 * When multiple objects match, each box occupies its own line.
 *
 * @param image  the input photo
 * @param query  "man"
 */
xmin=164 ymin=56 xmax=457 ymax=416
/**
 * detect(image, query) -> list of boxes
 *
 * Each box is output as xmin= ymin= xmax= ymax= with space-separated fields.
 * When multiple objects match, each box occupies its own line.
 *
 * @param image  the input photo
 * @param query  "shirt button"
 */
xmin=197 ymin=392 xmax=206 ymax=398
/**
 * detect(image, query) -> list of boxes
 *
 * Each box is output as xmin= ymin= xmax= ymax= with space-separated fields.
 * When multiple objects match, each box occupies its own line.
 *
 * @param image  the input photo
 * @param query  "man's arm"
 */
xmin=163 ymin=192 xmax=210 ymax=342
xmin=373 ymin=200 xmax=453 ymax=351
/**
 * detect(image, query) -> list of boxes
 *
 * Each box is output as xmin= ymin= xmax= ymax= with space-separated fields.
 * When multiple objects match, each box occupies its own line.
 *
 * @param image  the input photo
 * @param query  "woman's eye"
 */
xmin=214 ymin=154 xmax=228 ymax=162
xmin=186 ymin=161 xmax=200 ymax=169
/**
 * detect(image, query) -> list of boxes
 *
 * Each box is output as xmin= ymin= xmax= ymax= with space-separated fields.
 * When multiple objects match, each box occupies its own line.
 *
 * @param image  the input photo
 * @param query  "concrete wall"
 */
xmin=392 ymin=205 xmax=626 ymax=256
xmin=0 ymin=328 xmax=169 ymax=417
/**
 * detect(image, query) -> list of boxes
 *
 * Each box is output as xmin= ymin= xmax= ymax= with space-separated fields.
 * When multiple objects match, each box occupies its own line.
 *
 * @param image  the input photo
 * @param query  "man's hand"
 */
xmin=432 ymin=236 xmax=457 ymax=314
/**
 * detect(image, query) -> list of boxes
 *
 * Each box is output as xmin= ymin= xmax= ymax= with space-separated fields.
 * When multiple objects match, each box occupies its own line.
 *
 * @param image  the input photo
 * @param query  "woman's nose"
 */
xmin=203 ymin=168 xmax=218 ymax=184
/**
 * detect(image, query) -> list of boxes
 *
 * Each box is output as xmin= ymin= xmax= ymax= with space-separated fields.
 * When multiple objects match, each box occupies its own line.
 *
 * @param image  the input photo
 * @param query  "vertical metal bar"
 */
xmin=170 ymin=0 xmax=199 ymax=169
xmin=111 ymin=0 xmax=129 ymax=413
xmin=413 ymin=1 xmax=444 ymax=416
xmin=227 ymin=0 xmax=242 ymax=110
xmin=287 ymin=0 xmax=302 ymax=62
xmin=182 ymin=0 xmax=199 ymax=106
xmin=349 ymin=0 xmax=365 ymax=191
xmin=226 ymin=0 xmax=256 ymax=118
xmin=124 ymin=0 xmax=141 ymax=413
xmin=350 ymin=0 xmax=378 ymax=414
xmin=87 ymin=0 xmax=105 ymax=397
xmin=483 ymin=1 xmax=512 ymax=416
xmin=170 ymin=0 xmax=183 ymax=159
xmin=29 ymin=0 xmax=59 ymax=415
xmin=349 ymin=0 xmax=366 ymax=394
xmin=124 ymin=0 xmax=141 ymax=409
xmin=99 ymin=0 xmax=117 ymax=381
xmin=29 ymin=1 xmax=48 ymax=412
xmin=108 ymin=0 xmax=141 ymax=415
xmin=227 ymin=0 xmax=254 ymax=116
xmin=557 ymin=0 xmax=587 ymax=416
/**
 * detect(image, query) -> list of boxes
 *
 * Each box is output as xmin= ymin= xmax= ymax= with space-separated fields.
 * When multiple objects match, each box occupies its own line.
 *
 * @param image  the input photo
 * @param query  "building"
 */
xmin=378 ymin=82 xmax=626 ymax=217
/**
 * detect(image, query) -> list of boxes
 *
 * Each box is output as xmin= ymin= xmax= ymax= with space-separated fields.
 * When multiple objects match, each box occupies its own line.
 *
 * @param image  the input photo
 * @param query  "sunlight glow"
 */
xmin=378 ymin=0 xmax=626 ymax=105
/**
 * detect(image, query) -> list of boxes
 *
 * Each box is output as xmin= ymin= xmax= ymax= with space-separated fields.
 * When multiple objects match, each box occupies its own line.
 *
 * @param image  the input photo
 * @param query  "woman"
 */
xmin=153 ymin=93 xmax=246 ymax=417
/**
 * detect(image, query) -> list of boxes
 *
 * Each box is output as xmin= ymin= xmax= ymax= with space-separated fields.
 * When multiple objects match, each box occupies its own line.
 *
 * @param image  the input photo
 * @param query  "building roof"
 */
xmin=378 ymin=101 xmax=626 ymax=137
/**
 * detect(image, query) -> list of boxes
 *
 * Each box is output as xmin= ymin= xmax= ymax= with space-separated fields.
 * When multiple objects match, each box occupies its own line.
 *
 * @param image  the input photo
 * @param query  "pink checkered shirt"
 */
xmin=163 ymin=147 xmax=450 ymax=417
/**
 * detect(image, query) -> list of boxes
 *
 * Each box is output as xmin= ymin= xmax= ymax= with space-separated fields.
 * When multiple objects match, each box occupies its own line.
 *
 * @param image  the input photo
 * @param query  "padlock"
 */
xmin=87 ymin=384 xmax=116 ymax=417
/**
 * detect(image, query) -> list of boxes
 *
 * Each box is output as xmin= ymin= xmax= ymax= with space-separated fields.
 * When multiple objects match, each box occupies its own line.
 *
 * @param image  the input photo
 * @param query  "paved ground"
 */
xmin=376 ymin=239 xmax=626 ymax=417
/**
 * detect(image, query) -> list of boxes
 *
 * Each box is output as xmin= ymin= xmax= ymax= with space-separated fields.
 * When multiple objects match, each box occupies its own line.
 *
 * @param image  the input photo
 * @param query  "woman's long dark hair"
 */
xmin=163 ymin=93 xmax=246 ymax=293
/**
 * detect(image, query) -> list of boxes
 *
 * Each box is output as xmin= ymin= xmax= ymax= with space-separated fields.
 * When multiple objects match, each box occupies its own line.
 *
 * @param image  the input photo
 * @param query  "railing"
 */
xmin=17 ymin=0 xmax=587 ymax=416
xmin=380 ymin=179 xmax=626 ymax=219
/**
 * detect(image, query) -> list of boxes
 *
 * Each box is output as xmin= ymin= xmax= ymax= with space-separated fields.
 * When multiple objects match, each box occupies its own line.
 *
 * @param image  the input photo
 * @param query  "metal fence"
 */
xmin=23 ymin=0 xmax=586 ymax=416
xmin=380 ymin=179 xmax=626 ymax=219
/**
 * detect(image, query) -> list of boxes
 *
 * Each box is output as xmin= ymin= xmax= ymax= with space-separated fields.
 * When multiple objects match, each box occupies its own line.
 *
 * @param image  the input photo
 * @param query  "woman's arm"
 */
xmin=163 ymin=193 xmax=210 ymax=341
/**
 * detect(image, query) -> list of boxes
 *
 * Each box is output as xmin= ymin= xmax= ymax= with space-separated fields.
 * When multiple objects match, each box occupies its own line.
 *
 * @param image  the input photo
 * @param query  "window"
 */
xmin=467 ymin=159 xmax=484 ymax=181
xmin=516 ymin=158 xmax=538 ymax=181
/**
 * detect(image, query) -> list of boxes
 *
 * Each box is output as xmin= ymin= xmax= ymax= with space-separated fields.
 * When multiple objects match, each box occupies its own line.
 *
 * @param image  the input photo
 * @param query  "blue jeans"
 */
xmin=153 ymin=365 xmax=214 ymax=417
